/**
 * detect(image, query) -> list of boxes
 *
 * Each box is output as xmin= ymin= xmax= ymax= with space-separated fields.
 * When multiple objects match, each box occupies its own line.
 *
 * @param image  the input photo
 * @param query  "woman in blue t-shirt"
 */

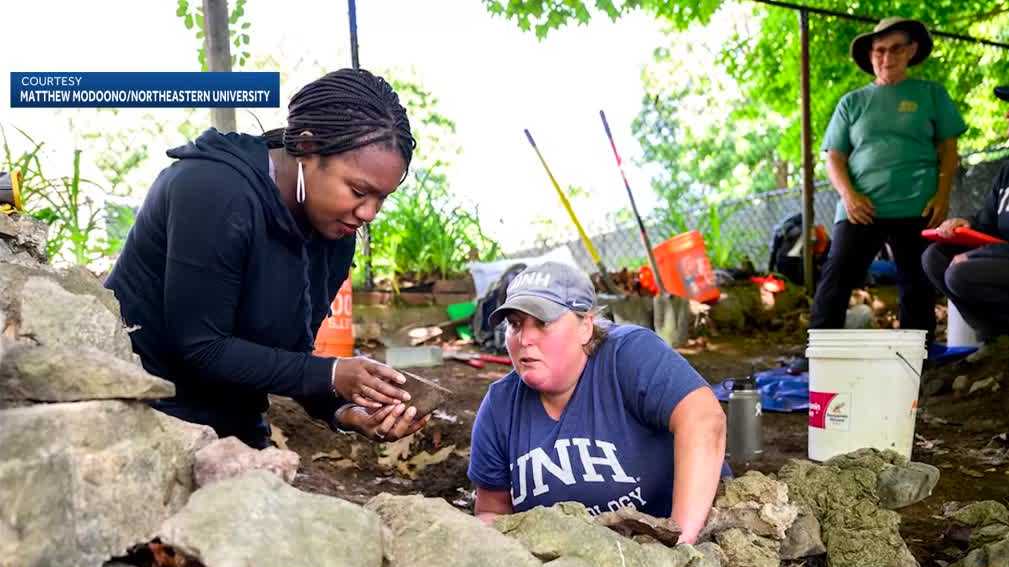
xmin=467 ymin=262 xmax=727 ymax=544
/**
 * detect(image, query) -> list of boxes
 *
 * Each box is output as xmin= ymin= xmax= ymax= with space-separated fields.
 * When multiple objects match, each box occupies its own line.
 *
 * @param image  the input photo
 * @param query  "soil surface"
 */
xmin=268 ymin=305 xmax=1009 ymax=566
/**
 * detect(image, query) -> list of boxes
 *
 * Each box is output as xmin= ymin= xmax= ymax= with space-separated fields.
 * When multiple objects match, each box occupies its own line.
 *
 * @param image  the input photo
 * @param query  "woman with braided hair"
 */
xmin=106 ymin=69 xmax=427 ymax=448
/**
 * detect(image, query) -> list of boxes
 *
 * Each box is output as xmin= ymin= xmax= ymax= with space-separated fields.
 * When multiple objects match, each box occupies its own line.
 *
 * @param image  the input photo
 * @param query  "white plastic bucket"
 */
xmin=806 ymin=329 xmax=926 ymax=461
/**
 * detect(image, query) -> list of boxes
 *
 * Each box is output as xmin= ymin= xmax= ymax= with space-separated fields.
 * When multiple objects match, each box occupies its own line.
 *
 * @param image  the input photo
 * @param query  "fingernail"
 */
xmin=406 ymin=407 xmax=417 ymax=418
xmin=402 ymin=392 xmax=411 ymax=401
xmin=396 ymin=403 xmax=405 ymax=411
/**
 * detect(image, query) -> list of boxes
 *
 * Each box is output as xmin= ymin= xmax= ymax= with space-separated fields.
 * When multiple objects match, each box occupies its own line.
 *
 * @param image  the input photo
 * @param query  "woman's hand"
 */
xmin=336 ymin=403 xmax=429 ymax=441
xmin=922 ymin=193 xmax=951 ymax=229
xmin=936 ymin=217 xmax=970 ymax=239
xmin=842 ymin=191 xmax=875 ymax=224
xmin=331 ymin=357 xmax=411 ymax=408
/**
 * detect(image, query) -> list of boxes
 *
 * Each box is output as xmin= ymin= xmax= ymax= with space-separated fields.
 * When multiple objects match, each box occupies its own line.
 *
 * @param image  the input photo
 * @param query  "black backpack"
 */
xmin=472 ymin=263 xmax=527 ymax=353
xmin=768 ymin=213 xmax=829 ymax=284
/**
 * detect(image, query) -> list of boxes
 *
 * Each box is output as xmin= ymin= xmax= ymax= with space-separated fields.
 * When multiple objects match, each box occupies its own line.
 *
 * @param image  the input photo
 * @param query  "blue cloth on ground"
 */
xmin=712 ymin=368 xmax=809 ymax=413
xmin=927 ymin=342 xmax=977 ymax=365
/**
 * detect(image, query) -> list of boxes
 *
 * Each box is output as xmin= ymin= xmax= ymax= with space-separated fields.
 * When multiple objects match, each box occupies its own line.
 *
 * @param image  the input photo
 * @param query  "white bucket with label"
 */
xmin=806 ymin=329 xmax=926 ymax=461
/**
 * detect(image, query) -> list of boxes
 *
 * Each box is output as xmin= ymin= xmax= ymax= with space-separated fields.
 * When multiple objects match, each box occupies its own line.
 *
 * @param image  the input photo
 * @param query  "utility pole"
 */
xmin=799 ymin=9 xmax=815 ymax=295
xmin=204 ymin=0 xmax=237 ymax=133
xmin=348 ymin=0 xmax=373 ymax=289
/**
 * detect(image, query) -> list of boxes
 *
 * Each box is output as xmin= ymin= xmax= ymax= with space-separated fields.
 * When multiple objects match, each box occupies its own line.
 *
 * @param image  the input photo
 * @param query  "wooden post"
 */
xmin=799 ymin=9 xmax=815 ymax=295
xmin=203 ymin=0 xmax=237 ymax=133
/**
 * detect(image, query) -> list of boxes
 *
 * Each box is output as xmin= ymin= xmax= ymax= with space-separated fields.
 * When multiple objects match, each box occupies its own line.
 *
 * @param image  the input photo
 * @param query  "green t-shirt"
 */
xmin=821 ymin=78 xmax=967 ymax=223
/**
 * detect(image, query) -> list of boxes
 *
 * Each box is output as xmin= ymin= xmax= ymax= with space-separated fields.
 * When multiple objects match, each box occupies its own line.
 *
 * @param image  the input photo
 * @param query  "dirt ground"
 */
xmin=268 ymin=296 xmax=1009 ymax=566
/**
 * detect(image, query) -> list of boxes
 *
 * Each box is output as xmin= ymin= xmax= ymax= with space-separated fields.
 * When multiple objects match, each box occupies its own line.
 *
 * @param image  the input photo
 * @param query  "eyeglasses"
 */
xmin=871 ymin=42 xmax=911 ymax=58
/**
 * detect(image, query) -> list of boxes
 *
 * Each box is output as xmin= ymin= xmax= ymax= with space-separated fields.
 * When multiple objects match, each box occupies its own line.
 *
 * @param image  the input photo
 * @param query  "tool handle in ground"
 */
xmin=598 ymin=110 xmax=622 ymax=166
xmin=598 ymin=109 xmax=668 ymax=296
xmin=524 ymin=127 xmax=606 ymax=267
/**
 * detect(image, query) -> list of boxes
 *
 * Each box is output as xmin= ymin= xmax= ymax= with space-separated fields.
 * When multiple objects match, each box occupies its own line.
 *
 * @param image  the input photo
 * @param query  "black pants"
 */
xmin=922 ymin=243 xmax=1009 ymax=341
xmin=811 ymin=219 xmax=935 ymax=340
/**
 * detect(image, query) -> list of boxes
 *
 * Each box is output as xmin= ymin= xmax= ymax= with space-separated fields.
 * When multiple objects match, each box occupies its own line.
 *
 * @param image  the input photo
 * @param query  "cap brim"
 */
xmin=489 ymin=295 xmax=569 ymax=328
xmin=996 ymin=86 xmax=1009 ymax=102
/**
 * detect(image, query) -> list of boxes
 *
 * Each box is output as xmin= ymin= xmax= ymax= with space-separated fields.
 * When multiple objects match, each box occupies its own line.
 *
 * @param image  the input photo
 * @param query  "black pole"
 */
xmin=348 ymin=0 xmax=360 ymax=69
xmin=348 ymin=0 xmax=372 ymax=289
xmin=800 ymin=9 xmax=815 ymax=295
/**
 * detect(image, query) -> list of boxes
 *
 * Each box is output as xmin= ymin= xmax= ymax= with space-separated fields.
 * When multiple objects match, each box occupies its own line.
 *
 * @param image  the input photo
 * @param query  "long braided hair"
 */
xmin=263 ymin=69 xmax=416 ymax=180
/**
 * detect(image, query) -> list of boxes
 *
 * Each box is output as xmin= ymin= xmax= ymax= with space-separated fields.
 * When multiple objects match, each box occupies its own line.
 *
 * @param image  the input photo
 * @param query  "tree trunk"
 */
xmin=203 ymin=0 xmax=236 ymax=133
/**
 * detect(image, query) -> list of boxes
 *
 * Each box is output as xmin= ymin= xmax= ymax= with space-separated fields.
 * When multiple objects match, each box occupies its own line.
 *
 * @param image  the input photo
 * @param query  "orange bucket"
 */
xmin=314 ymin=279 xmax=355 ymax=357
xmin=652 ymin=230 xmax=720 ymax=303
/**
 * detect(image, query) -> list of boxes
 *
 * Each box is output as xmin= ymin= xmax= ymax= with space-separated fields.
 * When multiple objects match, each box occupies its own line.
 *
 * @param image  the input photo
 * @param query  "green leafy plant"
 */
xmin=1 ymin=125 xmax=142 ymax=267
xmin=369 ymin=165 xmax=500 ymax=292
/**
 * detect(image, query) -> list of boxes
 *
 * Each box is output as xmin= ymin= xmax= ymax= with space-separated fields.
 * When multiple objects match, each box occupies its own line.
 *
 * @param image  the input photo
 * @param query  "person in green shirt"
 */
xmin=803 ymin=17 xmax=966 ymax=361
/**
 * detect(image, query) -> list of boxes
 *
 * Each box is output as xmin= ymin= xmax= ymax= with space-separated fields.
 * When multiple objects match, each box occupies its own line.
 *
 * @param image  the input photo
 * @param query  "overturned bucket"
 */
xmin=806 ymin=329 xmax=926 ymax=461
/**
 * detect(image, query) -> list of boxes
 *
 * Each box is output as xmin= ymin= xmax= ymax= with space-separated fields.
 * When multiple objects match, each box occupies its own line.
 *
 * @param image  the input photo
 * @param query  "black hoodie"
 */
xmin=969 ymin=163 xmax=1009 ymax=260
xmin=106 ymin=129 xmax=354 ymax=446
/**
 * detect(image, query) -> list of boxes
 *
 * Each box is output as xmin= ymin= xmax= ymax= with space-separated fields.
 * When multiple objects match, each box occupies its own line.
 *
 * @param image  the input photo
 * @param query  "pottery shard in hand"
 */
xmin=400 ymin=371 xmax=453 ymax=417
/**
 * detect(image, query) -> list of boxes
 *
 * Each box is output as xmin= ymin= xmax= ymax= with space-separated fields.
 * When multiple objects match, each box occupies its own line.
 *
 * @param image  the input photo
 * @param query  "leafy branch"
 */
xmin=176 ymin=0 xmax=253 ymax=70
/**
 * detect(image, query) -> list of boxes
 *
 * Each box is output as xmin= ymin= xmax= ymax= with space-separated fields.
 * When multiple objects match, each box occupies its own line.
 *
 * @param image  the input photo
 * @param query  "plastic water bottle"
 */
xmin=727 ymin=373 xmax=763 ymax=461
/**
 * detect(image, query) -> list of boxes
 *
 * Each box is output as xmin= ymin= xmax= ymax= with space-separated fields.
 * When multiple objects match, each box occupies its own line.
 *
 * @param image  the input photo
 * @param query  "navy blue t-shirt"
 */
xmin=468 ymin=324 xmax=711 ymax=518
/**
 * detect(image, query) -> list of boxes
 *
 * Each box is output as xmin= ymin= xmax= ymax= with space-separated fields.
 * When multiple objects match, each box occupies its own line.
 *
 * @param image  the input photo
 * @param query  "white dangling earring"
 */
xmin=296 ymin=160 xmax=306 ymax=204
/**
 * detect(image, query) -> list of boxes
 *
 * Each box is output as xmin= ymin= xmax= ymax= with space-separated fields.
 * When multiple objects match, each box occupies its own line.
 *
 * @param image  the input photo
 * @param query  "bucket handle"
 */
xmin=895 ymin=352 xmax=923 ymax=382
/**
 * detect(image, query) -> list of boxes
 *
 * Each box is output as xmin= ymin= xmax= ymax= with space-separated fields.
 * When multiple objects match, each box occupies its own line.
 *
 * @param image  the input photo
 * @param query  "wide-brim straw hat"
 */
xmin=850 ymin=17 xmax=933 ymax=75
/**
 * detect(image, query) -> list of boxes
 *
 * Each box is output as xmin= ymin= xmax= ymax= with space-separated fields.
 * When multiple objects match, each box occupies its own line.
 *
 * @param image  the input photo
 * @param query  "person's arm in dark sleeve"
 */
xmin=972 ymin=172 xmax=1004 ymax=236
xmin=162 ymin=178 xmax=339 ymax=405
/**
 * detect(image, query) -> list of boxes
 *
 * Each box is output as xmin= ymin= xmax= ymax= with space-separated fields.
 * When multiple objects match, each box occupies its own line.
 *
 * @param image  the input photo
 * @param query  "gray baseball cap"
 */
xmin=489 ymin=262 xmax=596 ymax=327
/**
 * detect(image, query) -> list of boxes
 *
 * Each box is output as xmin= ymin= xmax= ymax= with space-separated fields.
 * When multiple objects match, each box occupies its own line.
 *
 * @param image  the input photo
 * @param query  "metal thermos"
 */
xmin=727 ymin=374 xmax=763 ymax=460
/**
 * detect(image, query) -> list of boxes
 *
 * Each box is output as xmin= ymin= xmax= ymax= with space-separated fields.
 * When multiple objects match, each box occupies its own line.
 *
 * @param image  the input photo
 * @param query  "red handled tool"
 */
xmin=442 ymin=351 xmax=513 ymax=369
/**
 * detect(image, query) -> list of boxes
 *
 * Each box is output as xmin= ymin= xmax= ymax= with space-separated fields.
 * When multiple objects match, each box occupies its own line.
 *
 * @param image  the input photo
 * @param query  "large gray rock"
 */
xmin=877 ymin=462 xmax=940 ymax=509
xmin=194 ymin=436 xmax=300 ymax=488
xmin=971 ymin=524 xmax=1009 ymax=548
xmin=779 ymin=453 xmax=919 ymax=567
xmin=0 ymin=400 xmax=204 ymax=567
xmin=159 ymin=470 xmax=383 ymax=564
xmin=494 ymin=502 xmax=709 ymax=567
xmin=366 ymin=493 xmax=539 ymax=567
xmin=695 ymin=542 xmax=727 ymax=566
xmin=823 ymin=500 xmax=916 ymax=567
xmin=0 ymin=345 xmax=173 ymax=402
xmin=544 ymin=559 xmax=595 ymax=567
xmin=779 ymin=510 xmax=825 ymax=560
xmin=714 ymin=528 xmax=779 ymax=567
xmin=0 ymin=214 xmax=49 ymax=265
xmin=951 ymin=536 xmax=1009 ymax=567
xmin=717 ymin=471 xmax=789 ymax=508
xmin=160 ymin=470 xmax=384 ymax=567
xmin=948 ymin=501 xmax=1009 ymax=528
xmin=595 ymin=507 xmax=681 ymax=546
xmin=0 ymin=264 xmax=134 ymax=361
xmin=704 ymin=472 xmax=798 ymax=541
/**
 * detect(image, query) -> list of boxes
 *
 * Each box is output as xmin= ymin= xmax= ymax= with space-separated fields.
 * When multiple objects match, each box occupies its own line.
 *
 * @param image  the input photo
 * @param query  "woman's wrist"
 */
xmin=330 ymin=357 xmax=343 ymax=393
xmin=333 ymin=401 xmax=357 ymax=432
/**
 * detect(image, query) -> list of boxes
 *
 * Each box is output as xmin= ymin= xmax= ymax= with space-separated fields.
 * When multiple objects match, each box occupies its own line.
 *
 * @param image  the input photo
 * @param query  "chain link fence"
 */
xmin=502 ymin=151 xmax=1009 ymax=275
